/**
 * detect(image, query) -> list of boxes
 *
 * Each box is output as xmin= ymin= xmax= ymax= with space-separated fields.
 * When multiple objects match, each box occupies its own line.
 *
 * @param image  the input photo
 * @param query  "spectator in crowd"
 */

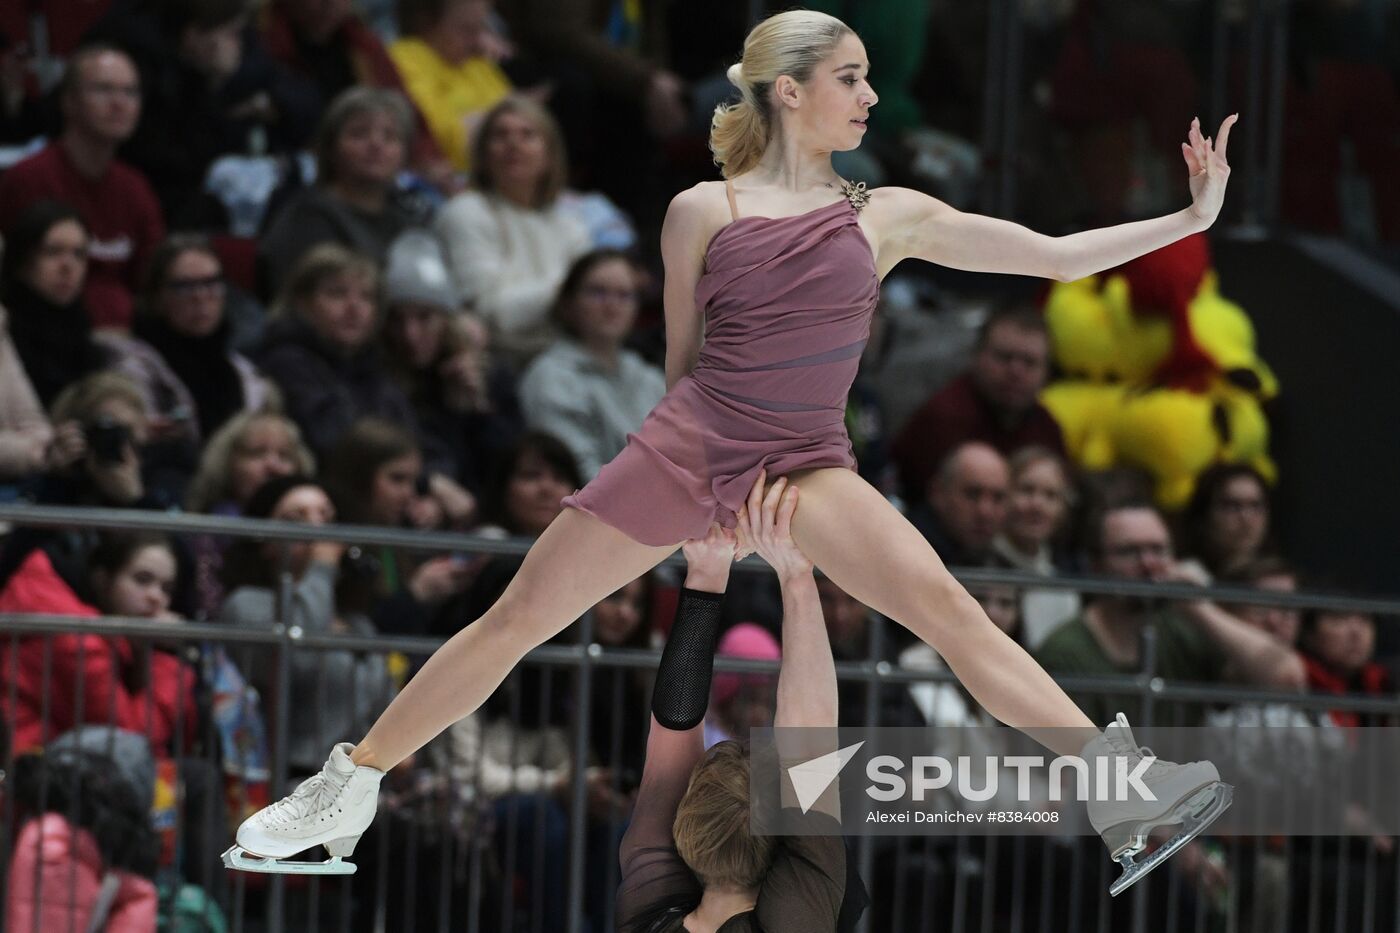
xmin=390 ymin=0 xmax=513 ymax=173
xmin=890 ymin=305 xmax=1064 ymax=503
xmin=476 ymin=430 xmax=582 ymax=539
xmin=1182 ymin=463 xmax=1275 ymax=579
xmin=90 ymin=0 xmax=321 ymax=224
xmin=586 ymin=574 xmax=656 ymax=778
xmin=519 ymin=249 xmax=665 ymax=480
xmin=1034 ymin=500 xmax=1306 ymax=726
xmin=1301 ymin=604 xmax=1395 ymax=728
xmin=184 ymin=411 xmax=314 ymax=617
xmin=221 ymin=474 xmax=394 ymax=773
xmin=0 ymin=201 xmax=111 ymax=408
xmin=0 ymin=531 xmax=197 ymax=757
xmin=434 ymin=96 xmax=592 ymax=363
xmin=992 ymin=446 xmax=1082 ymax=649
xmin=320 ymin=417 xmax=474 ymax=636
xmin=0 ymin=374 xmax=162 ymax=601
xmin=445 ymin=430 xmax=583 ymax=629
xmin=703 ymin=622 xmax=781 ymax=749
xmin=382 ymin=228 xmax=522 ymax=495
xmin=259 ymin=88 xmax=427 ymax=295
xmin=257 ymin=0 xmax=449 ymax=177
xmin=0 ymin=44 xmax=165 ymax=330
xmin=102 ymin=234 xmax=275 ymax=454
xmin=817 ymin=577 xmax=925 ymax=728
xmin=902 ymin=583 xmax=1024 ymax=730
xmin=907 ymin=441 xmax=1010 ymax=567
xmin=1218 ymin=557 xmax=1302 ymax=651
xmin=256 ymin=243 xmax=419 ymax=456
xmin=5 ymin=737 xmax=161 ymax=933
xmin=0 ymin=300 xmax=56 ymax=486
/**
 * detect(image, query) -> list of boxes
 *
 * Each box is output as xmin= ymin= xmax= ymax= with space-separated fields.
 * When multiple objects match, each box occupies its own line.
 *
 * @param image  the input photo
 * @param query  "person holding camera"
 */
xmin=0 ymin=371 xmax=173 ymax=597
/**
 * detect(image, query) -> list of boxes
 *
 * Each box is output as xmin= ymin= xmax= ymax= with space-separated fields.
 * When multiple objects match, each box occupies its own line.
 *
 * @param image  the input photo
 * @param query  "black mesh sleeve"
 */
xmin=651 ymin=588 xmax=724 ymax=730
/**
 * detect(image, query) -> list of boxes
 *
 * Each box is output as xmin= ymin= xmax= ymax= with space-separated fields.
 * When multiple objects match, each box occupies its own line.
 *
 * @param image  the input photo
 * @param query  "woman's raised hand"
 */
xmin=1183 ymin=114 xmax=1239 ymax=227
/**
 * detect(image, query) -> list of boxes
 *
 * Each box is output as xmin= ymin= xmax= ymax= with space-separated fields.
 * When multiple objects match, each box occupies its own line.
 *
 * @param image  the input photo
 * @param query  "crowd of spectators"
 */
xmin=0 ymin=1 xmax=1396 ymax=931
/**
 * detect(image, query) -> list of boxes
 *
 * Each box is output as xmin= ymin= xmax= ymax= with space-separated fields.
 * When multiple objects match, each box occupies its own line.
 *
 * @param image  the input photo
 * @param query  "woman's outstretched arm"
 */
xmin=873 ymin=114 xmax=1238 ymax=282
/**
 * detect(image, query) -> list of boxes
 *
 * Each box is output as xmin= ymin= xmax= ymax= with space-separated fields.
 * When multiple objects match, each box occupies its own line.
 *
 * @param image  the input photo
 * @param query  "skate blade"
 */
xmin=1109 ymin=781 xmax=1233 ymax=897
xmin=221 ymin=845 xmax=357 ymax=876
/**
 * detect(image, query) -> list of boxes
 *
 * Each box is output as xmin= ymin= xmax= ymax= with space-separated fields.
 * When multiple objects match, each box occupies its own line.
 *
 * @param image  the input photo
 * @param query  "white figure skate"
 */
xmin=1083 ymin=713 xmax=1233 ymax=896
xmin=221 ymin=743 xmax=384 ymax=875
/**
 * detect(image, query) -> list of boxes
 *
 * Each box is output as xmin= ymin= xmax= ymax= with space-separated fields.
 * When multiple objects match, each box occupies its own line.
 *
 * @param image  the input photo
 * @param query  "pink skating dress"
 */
xmin=562 ymin=184 xmax=878 ymax=546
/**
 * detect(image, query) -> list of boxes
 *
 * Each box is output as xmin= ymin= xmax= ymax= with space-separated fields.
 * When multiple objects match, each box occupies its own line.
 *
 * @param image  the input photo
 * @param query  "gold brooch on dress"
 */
xmin=840 ymin=180 xmax=870 ymax=211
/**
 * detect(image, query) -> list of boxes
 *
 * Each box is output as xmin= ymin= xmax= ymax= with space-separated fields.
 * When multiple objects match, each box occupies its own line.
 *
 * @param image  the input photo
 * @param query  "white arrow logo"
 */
xmin=787 ymin=742 xmax=865 ymax=814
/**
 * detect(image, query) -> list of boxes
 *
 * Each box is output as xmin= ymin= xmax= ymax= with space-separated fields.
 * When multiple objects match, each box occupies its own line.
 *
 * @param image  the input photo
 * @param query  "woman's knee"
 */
xmin=900 ymin=568 xmax=979 ymax=642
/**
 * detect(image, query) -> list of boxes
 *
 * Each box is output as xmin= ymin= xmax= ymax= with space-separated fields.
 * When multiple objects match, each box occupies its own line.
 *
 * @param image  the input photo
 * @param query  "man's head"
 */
xmin=816 ymin=577 xmax=869 ymax=656
xmin=1220 ymin=557 xmax=1300 ymax=648
xmin=927 ymin=442 xmax=1010 ymax=559
xmin=1087 ymin=502 xmax=1175 ymax=615
xmin=1090 ymin=502 xmax=1174 ymax=580
xmin=60 ymin=45 xmax=141 ymax=146
xmin=970 ymin=306 xmax=1051 ymax=417
xmin=673 ymin=741 xmax=776 ymax=891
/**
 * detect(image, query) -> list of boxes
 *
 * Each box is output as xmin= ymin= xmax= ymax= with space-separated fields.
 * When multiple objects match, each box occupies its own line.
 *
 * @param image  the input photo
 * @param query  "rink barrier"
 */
xmin=1 ymin=505 xmax=1398 ymax=933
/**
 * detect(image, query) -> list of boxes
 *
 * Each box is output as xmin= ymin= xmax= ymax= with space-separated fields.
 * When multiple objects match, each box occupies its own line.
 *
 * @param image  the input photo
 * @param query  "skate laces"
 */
xmin=1103 ymin=713 xmax=1168 ymax=772
xmin=263 ymin=765 xmax=352 ymax=827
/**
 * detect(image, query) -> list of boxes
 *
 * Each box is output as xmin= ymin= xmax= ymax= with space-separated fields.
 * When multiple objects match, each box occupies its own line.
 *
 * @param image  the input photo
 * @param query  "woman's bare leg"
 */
xmin=352 ymin=508 xmax=677 ymax=770
xmin=786 ymin=468 xmax=1099 ymax=757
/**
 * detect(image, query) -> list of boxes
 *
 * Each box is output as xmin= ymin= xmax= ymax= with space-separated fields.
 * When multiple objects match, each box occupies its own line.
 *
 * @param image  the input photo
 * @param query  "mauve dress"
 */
xmin=563 ymin=193 xmax=878 ymax=546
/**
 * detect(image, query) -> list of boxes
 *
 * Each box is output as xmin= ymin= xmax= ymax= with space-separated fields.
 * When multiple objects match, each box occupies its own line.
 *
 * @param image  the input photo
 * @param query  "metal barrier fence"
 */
xmin=0 ymin=505 xmax=1397 ymax=933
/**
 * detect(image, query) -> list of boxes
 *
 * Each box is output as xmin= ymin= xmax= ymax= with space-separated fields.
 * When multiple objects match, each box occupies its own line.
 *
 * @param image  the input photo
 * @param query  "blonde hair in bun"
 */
xmin=709 ymin=10 xmax=852 ymax=179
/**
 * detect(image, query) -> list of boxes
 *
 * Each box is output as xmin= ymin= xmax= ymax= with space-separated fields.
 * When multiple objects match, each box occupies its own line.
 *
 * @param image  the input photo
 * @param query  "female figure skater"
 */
xmin=226 ymin=9 xmax=1236 ymax=894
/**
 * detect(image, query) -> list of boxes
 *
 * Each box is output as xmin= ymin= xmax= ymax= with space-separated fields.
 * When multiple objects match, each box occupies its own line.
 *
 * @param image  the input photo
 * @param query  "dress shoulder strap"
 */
xmin=724 ymin=178 xmax=740 ymax=221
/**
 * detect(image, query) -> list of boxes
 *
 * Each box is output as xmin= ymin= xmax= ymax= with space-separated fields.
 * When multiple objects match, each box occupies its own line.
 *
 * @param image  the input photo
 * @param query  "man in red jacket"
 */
xmin=891 ymin=305 xmax=1065 ymax=503
xmin=0 ymin=44 xmax=165 ymax=331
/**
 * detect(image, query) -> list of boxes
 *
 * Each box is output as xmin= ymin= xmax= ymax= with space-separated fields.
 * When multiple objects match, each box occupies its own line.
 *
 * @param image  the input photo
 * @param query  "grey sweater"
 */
xmin=221 ymin=563 xmax=394 ymax=775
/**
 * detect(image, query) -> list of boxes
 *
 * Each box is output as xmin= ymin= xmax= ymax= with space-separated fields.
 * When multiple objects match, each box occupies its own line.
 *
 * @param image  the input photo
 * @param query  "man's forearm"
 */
xmin=775 ymin=573 xmax=838 ymax=729
xmin=1190 ymin=602 xmax=1306 ymax=689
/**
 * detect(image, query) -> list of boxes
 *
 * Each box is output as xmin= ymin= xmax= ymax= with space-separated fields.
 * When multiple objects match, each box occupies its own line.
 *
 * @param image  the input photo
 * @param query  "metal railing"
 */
xmin=0 ymin=504 xmax=1397 ymax=933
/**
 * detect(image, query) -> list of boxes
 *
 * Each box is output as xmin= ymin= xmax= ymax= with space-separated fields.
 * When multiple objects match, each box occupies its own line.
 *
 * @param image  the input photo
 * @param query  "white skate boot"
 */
xmin=1083 ymin=713 xmax=1233 ymax=896
xmin=222 ymin=743 xmax=384 ymax=875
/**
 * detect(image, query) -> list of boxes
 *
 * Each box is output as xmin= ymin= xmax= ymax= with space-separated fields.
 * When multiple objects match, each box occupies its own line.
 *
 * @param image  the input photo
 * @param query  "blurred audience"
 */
xmin=908 ymin=441 xmax=1010 ymax=567
xmin=221 ymin=474 xmax=394 ymax=774
xmin=259 ymin=87 xmax=427 ymax=294
xmin=475 ymin=430 xmax=582 ymax=539
xmin=390 ymin=0 xmax=512 ymax=173
xmin=891 ymin=305 xmax=1063 ymax=504
xmin=992 ymin=446 xmax=1081 ymax=648
xmin=1182 ymin=463 xmax=1276 ymax=579
xmin=102 ymin=233 xmax=275 ymax=453
xmin=0 ymin=201 xmax=111 ymax=408
xmin=434 ymin=96 xmax=591 ymax=363
xmin=256 ymin=243 xmax=418 ymax=456
xmin=1035 ymin=500 xmax=1305 ymax=726
xmin=382 ymin=228 xmax=522 ymax=495
xmin=91 ymin=0 xmax=321 ymax=224
xmin=817 ymin=577 xmax=925 ymax=728
xmin=0 ymin=44 xmax=165 ymax=330
xmin=257 ymin=0 xmax=449 ymax=177
xmin=519 ymin=249 xmax=664 ymax=480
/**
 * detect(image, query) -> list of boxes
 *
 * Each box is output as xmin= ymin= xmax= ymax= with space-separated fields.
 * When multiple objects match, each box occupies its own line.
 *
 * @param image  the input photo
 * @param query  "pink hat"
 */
xmin=712 ymin=623 xmax=781 ymax=706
